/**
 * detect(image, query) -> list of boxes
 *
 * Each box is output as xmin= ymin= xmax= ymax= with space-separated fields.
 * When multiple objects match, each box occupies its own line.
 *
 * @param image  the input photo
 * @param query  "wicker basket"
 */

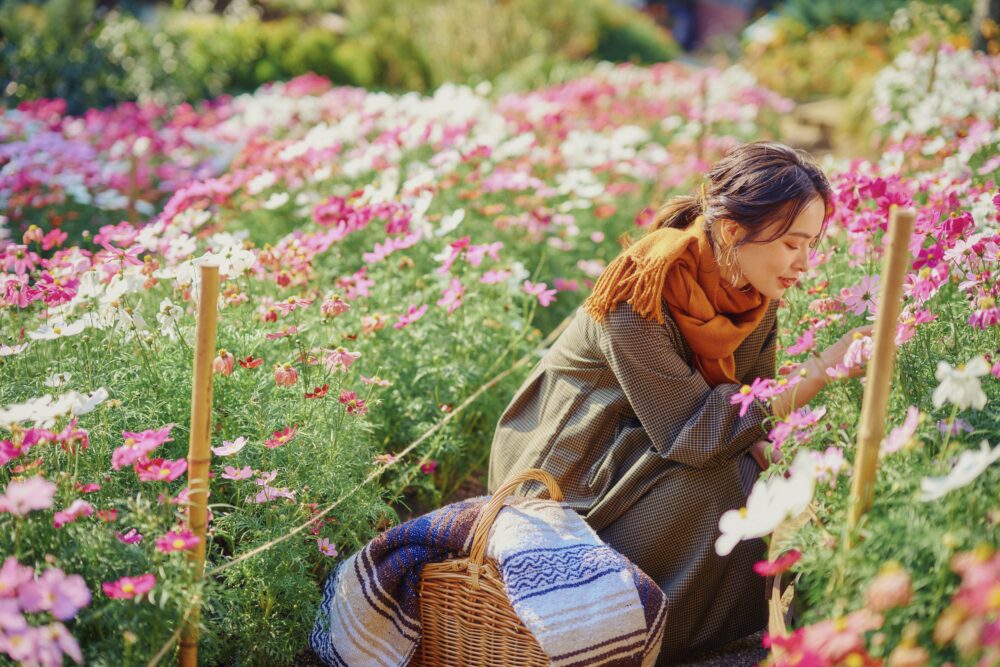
xmin=408 ymin=469 xmax=564 ymax=667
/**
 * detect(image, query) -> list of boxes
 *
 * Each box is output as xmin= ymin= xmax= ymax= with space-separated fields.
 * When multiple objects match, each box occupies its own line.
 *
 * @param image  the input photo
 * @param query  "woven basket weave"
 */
xmin=408 ymin=469 xmax=563 ymax=666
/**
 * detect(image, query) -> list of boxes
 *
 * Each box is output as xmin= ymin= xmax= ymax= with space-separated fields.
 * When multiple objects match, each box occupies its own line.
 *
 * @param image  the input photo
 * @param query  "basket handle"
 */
xmin=466 ymin=468 xmax=564 ymax=589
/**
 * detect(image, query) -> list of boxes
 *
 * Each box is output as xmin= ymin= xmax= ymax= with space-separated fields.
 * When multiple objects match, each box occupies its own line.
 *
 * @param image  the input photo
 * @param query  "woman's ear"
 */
xmin=720 ymin=219 xmax=743 ymax=245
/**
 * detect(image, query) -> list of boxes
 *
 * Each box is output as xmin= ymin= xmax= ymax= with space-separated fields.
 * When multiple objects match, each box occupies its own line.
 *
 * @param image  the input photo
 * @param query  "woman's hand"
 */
xmin=817 ymin=324 xmax=874 ymax=381
xmin=750 ymin=439 xmax=781 ymax=471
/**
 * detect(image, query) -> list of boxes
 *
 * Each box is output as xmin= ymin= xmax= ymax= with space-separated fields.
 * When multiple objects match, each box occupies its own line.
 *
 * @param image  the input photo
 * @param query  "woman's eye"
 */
xmin=785 ymin=243 xmax=800 ymax=251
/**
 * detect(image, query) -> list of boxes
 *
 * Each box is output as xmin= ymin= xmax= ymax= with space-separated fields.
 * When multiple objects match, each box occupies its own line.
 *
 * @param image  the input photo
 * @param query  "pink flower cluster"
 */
xmin=0 ymin=557 xmax=90 ymax=665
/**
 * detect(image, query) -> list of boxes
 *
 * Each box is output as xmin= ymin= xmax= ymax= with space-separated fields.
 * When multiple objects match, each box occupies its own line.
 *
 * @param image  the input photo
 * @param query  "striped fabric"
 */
xmin=309 ymin=495 xmax=668 ymax=667
xmin=488 ymin=299 xmax=780 ymax=662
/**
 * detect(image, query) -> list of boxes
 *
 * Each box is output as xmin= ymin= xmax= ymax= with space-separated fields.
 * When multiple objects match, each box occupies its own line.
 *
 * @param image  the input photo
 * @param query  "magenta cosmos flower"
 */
xmin=264 ymin=426 xmax=297 ymax=449
xmin=135 ymin=457 xmax=187 ymax=482
xmin=102 ymin=574 xmax=156 ymax=600
xmin=155 ymin=530 xmax=200 ymax=553
xmin=112 ymin=425 xmax=174 ymax=471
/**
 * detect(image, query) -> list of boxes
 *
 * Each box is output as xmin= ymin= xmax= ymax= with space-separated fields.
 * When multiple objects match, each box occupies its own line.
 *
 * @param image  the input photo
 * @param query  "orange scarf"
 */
xmin=582 ymin=217 xmax=770 ymax=386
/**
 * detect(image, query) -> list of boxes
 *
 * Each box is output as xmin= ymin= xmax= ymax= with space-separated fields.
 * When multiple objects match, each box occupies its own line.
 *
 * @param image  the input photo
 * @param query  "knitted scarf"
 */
xmin=582 ymin=217 xmax=770 ymax=386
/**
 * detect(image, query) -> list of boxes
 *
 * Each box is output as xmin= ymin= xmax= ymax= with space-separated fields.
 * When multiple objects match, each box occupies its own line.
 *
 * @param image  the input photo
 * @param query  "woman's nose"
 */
xmin=792 ymin=247 xmax=809 ymax=272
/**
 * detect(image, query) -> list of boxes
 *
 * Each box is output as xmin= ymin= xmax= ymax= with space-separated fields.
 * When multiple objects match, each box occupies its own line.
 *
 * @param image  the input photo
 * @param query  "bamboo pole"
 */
xmin=845 ymin=207 xmax=915 ymax=542
xmin=179 ymin=264 xmax=220 ymax=667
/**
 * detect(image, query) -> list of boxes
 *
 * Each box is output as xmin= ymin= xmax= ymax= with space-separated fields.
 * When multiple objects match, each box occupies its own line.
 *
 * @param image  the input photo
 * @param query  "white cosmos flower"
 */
xmin=262 ymin=192 xmax=289 ymax=210
xmin=435 ymin=209 xmax=465 ymax=237
xmin=0 ymin=387 xmax=107 ymax=427
xmin=71 ymin=388 xmax=108 ymax=416
xmin=716 ymin=449 xmax=817 ymax=556
xmin=157 ymin=297 xmax=184 ymax=341
xmin=44 ymin=372 xmax=72 ymax=388
xmin=0 ymin=343 xmax=29 ymax=357
xmin=933 ymin=355 xmax=990 ymax=410
xmin=28 ymin=319 xmax=87 ymax=341
xmin=212 ymin=436 xmax=249 ymax=457
xmin=920 ymin=440 xmax=1000 ymax=502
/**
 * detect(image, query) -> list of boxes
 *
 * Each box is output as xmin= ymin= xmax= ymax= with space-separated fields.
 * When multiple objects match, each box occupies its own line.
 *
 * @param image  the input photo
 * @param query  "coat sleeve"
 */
xmin=597 ymin=301 xmax=773 ymax=469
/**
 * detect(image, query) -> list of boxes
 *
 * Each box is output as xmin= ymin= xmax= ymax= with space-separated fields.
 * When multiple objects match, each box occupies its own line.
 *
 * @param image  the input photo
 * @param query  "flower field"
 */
xmin=2 ymin=42 xmax=999 ymax=667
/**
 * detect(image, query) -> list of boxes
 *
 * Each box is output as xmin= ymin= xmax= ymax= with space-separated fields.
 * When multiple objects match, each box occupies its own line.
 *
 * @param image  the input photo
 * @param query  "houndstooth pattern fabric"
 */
xmin=487 ymin=298 xmax=779 ymax=663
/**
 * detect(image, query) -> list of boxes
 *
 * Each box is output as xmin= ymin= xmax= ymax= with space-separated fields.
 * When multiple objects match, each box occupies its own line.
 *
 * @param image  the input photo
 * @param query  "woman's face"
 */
xmin=726 ymin=197 xmax=826 ymax=300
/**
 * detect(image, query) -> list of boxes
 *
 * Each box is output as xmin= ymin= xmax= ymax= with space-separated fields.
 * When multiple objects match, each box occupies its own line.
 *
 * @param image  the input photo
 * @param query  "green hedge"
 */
xmin=0 ymin=0 xmax=678 ymax=113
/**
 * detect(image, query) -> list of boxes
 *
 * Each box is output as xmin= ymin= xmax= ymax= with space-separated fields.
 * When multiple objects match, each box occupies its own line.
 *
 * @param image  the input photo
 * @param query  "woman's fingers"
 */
xmin=750 ymin=440 xmax=770 ymax=471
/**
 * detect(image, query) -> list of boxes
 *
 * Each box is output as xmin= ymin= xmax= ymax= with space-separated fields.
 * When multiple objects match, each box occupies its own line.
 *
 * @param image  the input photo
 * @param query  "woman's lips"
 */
xmin=778 ymin=277 xmax=796 ymax=289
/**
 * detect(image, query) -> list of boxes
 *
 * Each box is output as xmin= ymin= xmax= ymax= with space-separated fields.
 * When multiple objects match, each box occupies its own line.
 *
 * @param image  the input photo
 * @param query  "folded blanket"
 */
xmin=309 ymin=495 xmax=668 ymax=667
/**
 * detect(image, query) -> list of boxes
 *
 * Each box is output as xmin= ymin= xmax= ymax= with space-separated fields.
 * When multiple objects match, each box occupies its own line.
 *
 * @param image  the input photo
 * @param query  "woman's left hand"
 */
xmin=750 ymin=440 xmax=780 ymax=471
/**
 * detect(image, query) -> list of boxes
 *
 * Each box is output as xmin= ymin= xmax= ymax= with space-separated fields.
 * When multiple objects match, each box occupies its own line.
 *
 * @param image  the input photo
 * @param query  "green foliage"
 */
xmin=1 ymin=0 xmax=677 ymax=114
xmin=777 ymin=0 xmax=973 ymax=29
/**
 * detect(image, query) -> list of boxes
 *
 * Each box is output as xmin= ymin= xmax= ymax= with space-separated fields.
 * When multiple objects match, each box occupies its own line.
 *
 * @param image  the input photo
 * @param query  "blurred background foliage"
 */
xmin=0 ymin=0 xmax=679 ymax=113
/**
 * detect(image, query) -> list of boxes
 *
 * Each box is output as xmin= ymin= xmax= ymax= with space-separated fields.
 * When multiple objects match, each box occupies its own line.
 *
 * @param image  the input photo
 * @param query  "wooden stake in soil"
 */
xmin=179 ymin=264 xmax=220 ymax=667
xmin=846 ymin=207 xmax=915 ymax=541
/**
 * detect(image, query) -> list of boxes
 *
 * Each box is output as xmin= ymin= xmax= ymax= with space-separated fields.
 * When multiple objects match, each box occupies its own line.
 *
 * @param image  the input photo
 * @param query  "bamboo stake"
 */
xmin=179 ymin=264 xmax=220 ymax=667
xmin=845 ymin=207 xmax=915 ymax=542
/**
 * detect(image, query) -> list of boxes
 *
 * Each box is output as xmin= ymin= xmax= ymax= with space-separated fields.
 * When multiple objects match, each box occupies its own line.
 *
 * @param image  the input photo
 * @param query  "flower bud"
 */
xmin=23 ymin=225 xmax=43 ymax=245
xmin=213 ymin=350 xmax=235 ymax=376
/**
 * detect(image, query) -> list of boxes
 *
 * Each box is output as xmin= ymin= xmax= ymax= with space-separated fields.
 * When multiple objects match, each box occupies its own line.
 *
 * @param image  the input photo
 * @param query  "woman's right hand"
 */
xmin=817 ymin=324 xmax=874 ymax=381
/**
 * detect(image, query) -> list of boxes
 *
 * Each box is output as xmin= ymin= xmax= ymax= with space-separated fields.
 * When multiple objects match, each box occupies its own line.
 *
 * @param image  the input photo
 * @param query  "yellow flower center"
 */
xmin=844 ymin=653 xmax=864 ymax=667
xmin=739 ymin=385 xmax=752 ymax=395
xmin=53 ymin=327 xmax=62 ymax=334
xmin=125 ymin=438 xmax=136 ymax=446
xmin=159 ymin=468 xmax=171 ymax=477
xmin=918 ymin=267 xmax=931 ymax=279
xmin=122 ymin=583 xmax=135 ymax=593
xmin=738 ymin=507 xmax=748 ymax=518
xmin=172 ymin=538 xmax=186 ymax=549
xmin=834 ymin=616 xmax=848 ymax=631
xmin=980 ymin=296 xmax=996 ymax=309
xmin=852 ymin=332 xmax=863 ymax=340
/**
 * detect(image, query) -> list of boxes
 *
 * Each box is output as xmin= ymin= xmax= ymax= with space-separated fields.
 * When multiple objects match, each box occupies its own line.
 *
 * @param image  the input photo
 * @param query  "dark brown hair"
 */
xmin=645 ymin=141 xmax=833 ymax=250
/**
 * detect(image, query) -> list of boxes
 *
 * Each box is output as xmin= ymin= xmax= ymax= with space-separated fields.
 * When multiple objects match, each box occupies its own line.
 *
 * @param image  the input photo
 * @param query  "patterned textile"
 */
xmin=488 ymin=299 xmax=778 ymax=662
xmin=309 ymin=495 xmax=668 ymax=667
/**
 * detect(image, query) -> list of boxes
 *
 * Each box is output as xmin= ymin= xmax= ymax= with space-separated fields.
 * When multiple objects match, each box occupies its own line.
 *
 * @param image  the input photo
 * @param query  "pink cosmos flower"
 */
xmin=810 ymin=447 xmax=847 ymax=487
xmin=840 ymin=275 xmax=880 ymax=316
xmin=325 ymin=346 xmax=361 ymax=373
xmin=75 ymin=482 xmax=100 ymax=494
xmin=787 ymin=328 xmax=816 ymax=356
xmin=420 ymin=460 xmax=438 ymax=475
xmin=53 ymin=499 xmax=94 ymax=528
xmin=95 ymin=242 xmax=144 ymax=269
xmin=436 ymin=236 xmax=471 ymax=275
xmin=480 ymin=269 xmax=512 ymax=284
xmin=754 ymin=549 xmax=801 ymax=577
xmin=880 ymin=406 xmax=921 ymax=456
xmin=212 ymin=436 xmax=249 ymax=456
xmin=135 ymin=457 xmax=187 ymax=482
xmin=320 ymin=294 xmax=350 ymax=318
xmin=251 ymin=486 xmax=296 ymax=503
xmin=274 ymin=297 xmax=313 ymax=315
xmin=265 ymin=325 xmax=299 ymax=340
xmin=437 ymin=277 xmax=465 ymax=315
xmin=222 ymin=465 xmax=254 ymax=481
xmin=338 ymin=390 xmax=368 ymax=415
xmin=116 ymin=529 xmax=143 ymax=545
xmin=360 ymin=375 xmax=392 ymax=387
xmin=265 ymin=426 xmax=297 ymax=449
xmin=273 ymin=363 xmax=299 ymax=387
xmin=0 ymin=477 xmax=57 ymax=516
xmin=112 ymin=425 xmax=174 ymax=471
xmin=17 ymin=568 xmax=91 ymax=620
xmin=394 ymin=304 xmax=428 ymax=330
xmin=523 ymin=280 xmax=557 ymax=307
xmin=102 ymin=574 xmax=156 ymax=600
xmin=318 ymin=538 xmax=339 ymax=557
xmin=768 ymin=406 xmax=827 ymax=450
xmin=0 ymin=557 xmax=35 ymax=598
xmin=155 ymin=530 xmax=200 ymax=553
xmin=465 ymin=241 xmax=503 ymax=267
xmin=730 ymin=377 xmax=771 ymax=417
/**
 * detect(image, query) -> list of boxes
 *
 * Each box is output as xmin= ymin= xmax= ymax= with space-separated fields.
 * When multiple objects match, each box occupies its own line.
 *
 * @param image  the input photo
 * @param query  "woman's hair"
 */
xmin=644 ymin=141 xmax=833 ymax=249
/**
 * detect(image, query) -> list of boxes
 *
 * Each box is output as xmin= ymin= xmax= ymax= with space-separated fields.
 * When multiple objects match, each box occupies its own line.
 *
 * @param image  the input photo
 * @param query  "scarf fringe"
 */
xmin=582 ymin=253 xmax=673 ymax=325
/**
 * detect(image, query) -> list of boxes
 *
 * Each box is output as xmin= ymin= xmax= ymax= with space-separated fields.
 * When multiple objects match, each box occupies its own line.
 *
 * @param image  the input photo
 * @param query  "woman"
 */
xmin=487 ymin=141 xmax=868 ymax=662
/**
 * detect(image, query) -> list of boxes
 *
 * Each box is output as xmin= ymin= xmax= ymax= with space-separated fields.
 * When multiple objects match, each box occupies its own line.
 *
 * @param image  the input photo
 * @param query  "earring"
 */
xmin=725 ymin=244 xmax=746 ymax=287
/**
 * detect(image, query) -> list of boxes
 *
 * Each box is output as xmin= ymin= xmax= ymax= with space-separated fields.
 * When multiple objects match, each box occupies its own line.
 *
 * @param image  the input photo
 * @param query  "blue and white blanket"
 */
xmin=310 ymin=495 xmax=668 ymax=666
